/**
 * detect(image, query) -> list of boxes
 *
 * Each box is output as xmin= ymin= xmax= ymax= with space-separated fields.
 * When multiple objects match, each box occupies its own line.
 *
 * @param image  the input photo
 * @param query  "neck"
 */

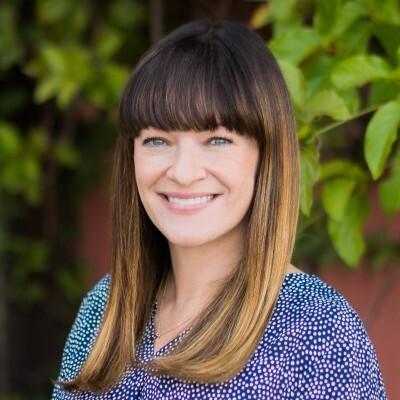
xmin=163 ymin=223 xmax=245 ymax=314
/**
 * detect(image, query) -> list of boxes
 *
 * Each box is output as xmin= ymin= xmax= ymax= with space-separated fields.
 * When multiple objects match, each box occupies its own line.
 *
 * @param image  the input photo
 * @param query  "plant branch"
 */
xmin=314 ymin=104 xmax=382 ymax=137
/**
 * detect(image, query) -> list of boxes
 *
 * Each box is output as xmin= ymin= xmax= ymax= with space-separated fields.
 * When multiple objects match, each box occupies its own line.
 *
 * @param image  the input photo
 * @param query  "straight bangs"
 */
xmin=119 ymin=29 xmax=266 ymax=146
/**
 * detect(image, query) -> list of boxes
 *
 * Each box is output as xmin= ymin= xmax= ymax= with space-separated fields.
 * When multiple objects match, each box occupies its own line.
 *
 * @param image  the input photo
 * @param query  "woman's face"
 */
xmin=133 ymin=126 xmax=259 ymax=247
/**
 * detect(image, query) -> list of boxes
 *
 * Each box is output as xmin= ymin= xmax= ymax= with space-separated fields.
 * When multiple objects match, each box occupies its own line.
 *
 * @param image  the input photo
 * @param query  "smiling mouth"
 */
xmin=158 ymin=193 xmax=221 ymax=212
xmin=160 ymin=194 xmax=219 ymax=206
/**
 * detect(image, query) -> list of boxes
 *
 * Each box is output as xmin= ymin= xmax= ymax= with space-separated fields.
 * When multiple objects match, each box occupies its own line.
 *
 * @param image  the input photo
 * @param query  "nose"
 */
xmin=166 ymin=144 xmax=207 ymax=185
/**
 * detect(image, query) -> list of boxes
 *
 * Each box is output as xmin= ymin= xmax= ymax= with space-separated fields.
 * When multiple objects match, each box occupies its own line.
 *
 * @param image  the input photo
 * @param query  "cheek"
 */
xmin=133 ymin=161 xmax=144 ymax=189
xmin=134 ymin=148 xmax=168 ymax=180
xmin=231 ymin=154 xmax=259 ymax=203
xmin=222 ymin=167 xmax=257 ymax=206
xmin=134 ymin=153 xmax=155 ymax=186
xmin=230 ymin=151 xmax=259 ymax=184
xmin=133 ymin=166 xmax=154 ymax=205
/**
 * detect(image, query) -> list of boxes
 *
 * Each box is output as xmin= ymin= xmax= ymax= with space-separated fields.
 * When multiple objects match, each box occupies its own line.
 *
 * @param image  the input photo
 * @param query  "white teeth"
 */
xmin=167 ymin=195 xmax=214 ymax=206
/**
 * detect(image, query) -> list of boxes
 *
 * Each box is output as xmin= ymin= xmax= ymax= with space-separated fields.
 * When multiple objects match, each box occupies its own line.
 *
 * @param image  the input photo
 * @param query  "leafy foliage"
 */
xmin=1 ymin=0 xmax=400 ymax=395
xmin=251 ymin=0 xmax=400 ymax=267
xmin=0 ymin=0 xmax=147 ymax=303
xmin=0 ymin=0 xmax=147 ymax=395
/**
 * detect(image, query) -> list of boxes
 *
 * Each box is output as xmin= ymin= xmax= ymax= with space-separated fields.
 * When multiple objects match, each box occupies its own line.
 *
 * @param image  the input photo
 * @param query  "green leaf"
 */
xmin=393 ymin=67 xmax=400 ymax=80
xmin=378 ymin=175 xmax=400 ymax=215
xmin=336 ymin=20 xmax=371 ymax=57
xmin=52 ymin=141 xmax=80 ymax=167
xmin=27 ymin=128 xmax=47 ymax=155
xmin=320 ymin=159 xmax=367 ymax=182
xmin=300 ymin=144 xmax=320 ymax=216
xmin=321 ymin=178 xmax=357 ymax=220
xmin=378 ymin=144 xmax=400 ymax=215
xmin=314 ymin=0 xmax=343 ymax=35
xmin=34 ymin=76 xmax=59 ymax=103
xmin=87 ymin=62 xmax=129 ymax=107
xmin=303 ymin=89 xmax=351 ymax=122
xmin=0 ymin=4 xmax=23 ymax=69
xmin=250 ymin=4 xmax=271 ymax=29
xmin=108 ymin=0 xmax=147 ymax=29
xmin=269 ymin=0 xmax=297 ymax=22
xmin=331 ymin=55 xmax=392 ymax=89
xmin=368 ymin=80 xmax=400 ymax=107
xmin=57 ymin=78 xmax=80 ymax=108
xmin=36 ymin=0 xmax=89 ymax=35
xmin=21 ymin=156 xmax=40 ymax=181
xmin=1 ymin=162 xmax=22 ymax=192
xmin=29 ymin=45 xmax=92 ymax=106
xmin=328 ymin=2 xmax=367 ymax=39
xmin=372 ymin=23 xmax=400 ymax=64
xmin=36 ymin=0 xmax=71 ymax=23
xmin=0 ymin=122 xmax=21 ymax=159
xmin=303 ymin=55 xmax=336 ymax=96
xmin=315 ymin=1 xmax=367 ymax=45
xmin=95 ymin=27 xmax=122 ymax=59
xmin=277 ymin=59 xmax=307 ymax=107
xmin=297 ymin=125 xmax=313 ymax=141
xmin=338 ymin=88 xmax=360 ymax=115
xmin=64 ymin=47 xmax=92 ymax=82
xmin=397 ymin=45 xmax=400 ymax=66
xmin=41 ymin=46 xmax=66 ymax=74
xmin=361 ymin=0 xmax=400 ymax=25
xmin=269 ymin=26 xmax=321 ymax=64
xmin=364 ymin=100 xmax=400 ymax=179
xmin=327 ymin=194 xmax=368 ymax=267
xmin=0 ymin=154 xmax=42 ymax=204
xmin=103 ymin=63 xmax=129 ymax=98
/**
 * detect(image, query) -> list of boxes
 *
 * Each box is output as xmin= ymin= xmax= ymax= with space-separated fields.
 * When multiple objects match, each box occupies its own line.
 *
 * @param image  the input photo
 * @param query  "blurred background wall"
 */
xmin=1 ymin=0 xmax=399 ymax=398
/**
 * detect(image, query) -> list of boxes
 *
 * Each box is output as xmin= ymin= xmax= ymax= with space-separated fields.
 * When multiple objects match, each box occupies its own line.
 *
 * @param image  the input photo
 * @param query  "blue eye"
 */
xmin=209 ymin=137 xmax=233 ymax=145
xmin=142 ymin=136 xmax=232 ymax=147
xmin=142 ymin=137 xmax=167 ymax=146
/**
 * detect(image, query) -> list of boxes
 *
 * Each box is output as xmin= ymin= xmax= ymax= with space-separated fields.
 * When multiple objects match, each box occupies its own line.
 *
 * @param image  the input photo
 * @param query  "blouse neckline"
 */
xmin=149 ymin=272 xmax=311 ymax=357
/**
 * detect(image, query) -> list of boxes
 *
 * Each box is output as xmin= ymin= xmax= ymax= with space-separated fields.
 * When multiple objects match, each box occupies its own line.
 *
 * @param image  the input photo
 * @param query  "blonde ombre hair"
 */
xmin=60 ymin=18 xmax=300 ymax=393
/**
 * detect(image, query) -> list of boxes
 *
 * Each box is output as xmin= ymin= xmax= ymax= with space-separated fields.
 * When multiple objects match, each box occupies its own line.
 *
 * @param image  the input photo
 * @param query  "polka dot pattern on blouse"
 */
xmin=51 ymin=273 xmax=387 ymax=399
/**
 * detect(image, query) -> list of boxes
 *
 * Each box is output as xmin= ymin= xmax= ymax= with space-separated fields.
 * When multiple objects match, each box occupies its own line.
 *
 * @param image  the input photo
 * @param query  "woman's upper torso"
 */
xmin=51 ymin=272 xmax=387 ymax=399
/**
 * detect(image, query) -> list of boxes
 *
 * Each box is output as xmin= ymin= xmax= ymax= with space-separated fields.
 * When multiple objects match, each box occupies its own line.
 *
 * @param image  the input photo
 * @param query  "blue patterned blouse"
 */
xmin=51 ymin=273 xmax=387 ymax=399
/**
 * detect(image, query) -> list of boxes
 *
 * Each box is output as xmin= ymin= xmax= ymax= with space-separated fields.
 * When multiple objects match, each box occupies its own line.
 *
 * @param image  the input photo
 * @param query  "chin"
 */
xmin=167 ymin=236 xmax=210 ymax=248
xmin=163 ymin=230 xmax=219 ymax=248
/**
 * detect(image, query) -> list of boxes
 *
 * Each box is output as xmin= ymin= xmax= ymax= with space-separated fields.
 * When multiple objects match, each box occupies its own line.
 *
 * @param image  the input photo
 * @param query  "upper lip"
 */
xmin=160 ymin=192 xmax=219 ymax=199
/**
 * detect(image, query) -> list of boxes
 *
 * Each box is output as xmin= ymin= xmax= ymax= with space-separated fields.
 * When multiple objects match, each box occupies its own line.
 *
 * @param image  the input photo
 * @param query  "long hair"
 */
xmin=61 ymin=18 xmax=300 ymax=392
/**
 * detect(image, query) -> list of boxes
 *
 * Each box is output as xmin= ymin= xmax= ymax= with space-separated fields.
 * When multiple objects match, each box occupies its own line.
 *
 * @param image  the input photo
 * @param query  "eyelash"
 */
xmin=142 ymin=136 xmax=233 ymax=146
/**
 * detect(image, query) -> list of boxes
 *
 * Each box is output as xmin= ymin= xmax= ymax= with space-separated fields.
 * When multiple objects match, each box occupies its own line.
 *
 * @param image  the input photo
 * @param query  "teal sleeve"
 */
xmin=50 ymin=274 xmax=110 ymax=399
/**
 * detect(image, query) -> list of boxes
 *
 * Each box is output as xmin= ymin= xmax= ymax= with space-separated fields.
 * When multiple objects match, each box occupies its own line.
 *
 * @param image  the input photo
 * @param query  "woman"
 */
xmin=51 ymin=19 xmax=387 ymax=399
